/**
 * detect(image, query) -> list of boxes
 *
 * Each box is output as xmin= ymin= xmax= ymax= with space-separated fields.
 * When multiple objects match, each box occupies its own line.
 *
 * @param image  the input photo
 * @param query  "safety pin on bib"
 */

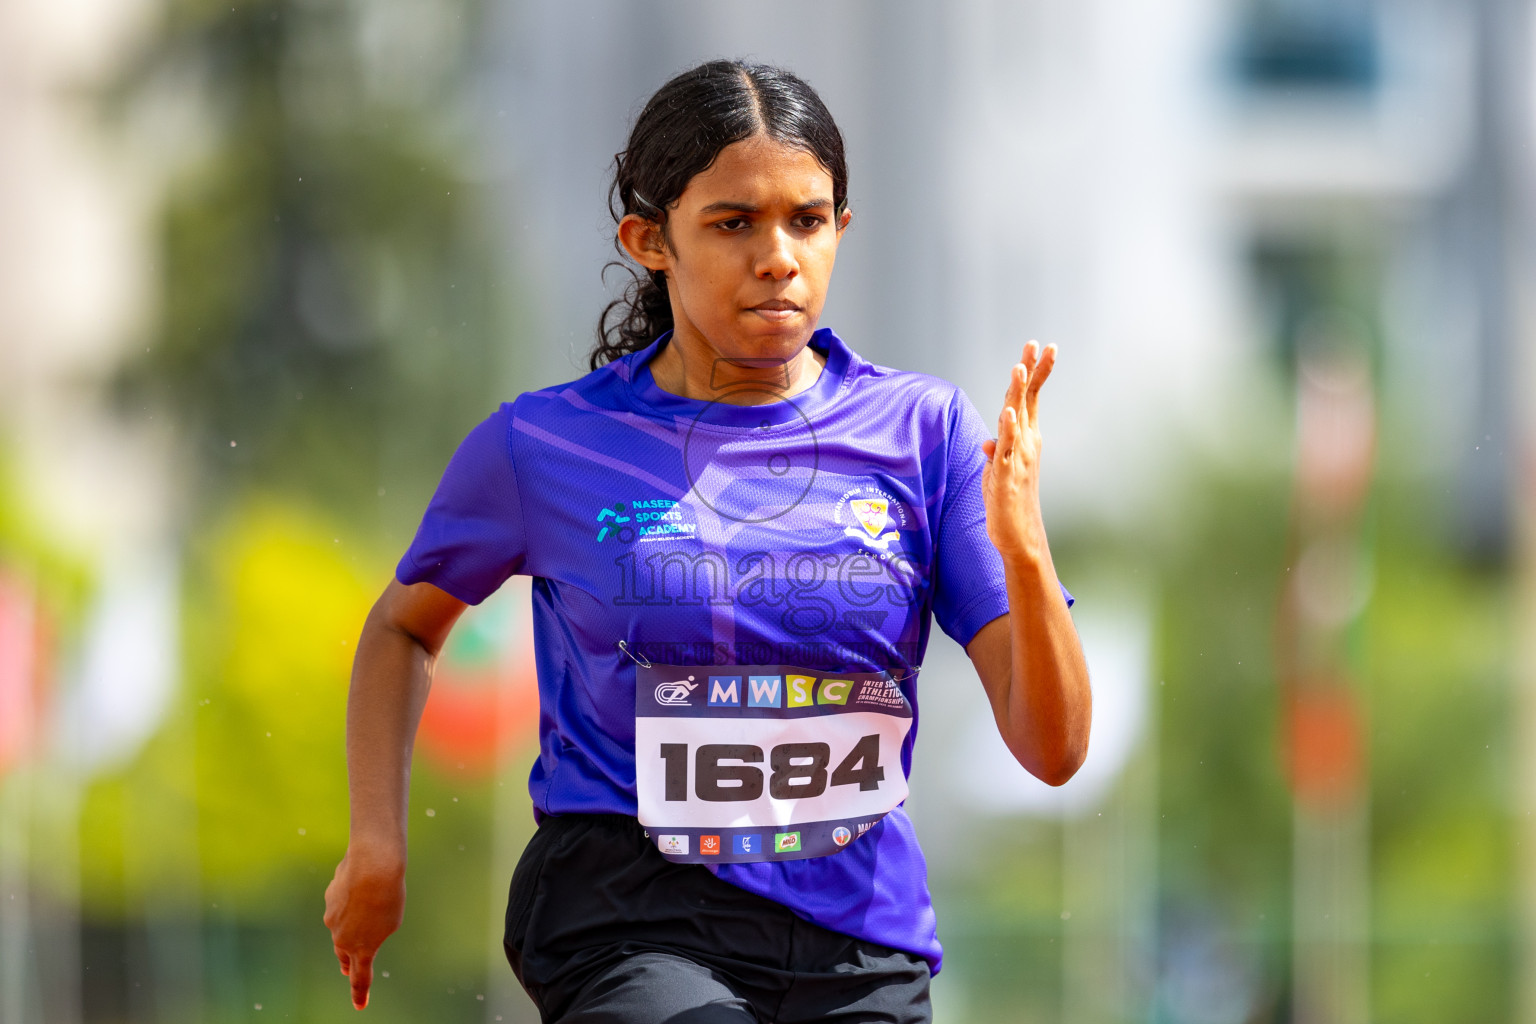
xmin=616 ymin=639 xmax=652 ymax=669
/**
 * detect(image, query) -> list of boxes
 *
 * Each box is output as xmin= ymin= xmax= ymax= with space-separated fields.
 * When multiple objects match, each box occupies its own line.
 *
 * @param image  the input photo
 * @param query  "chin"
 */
xmin=736 ymin=318 xmax=815 ymax=352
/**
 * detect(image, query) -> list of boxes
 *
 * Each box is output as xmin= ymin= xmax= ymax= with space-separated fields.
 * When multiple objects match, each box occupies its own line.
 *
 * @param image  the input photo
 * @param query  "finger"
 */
xmin=982 ymin=438 xmax=996 ymax=458
xmin=1025 ymin=344 xmax=1056 ymax=426
xmin=1000 ymin=363 xmax=1026 ymax=432
xmin=350 ymin=954 xmax=373 ymax=1010
xmin=336 ymin=946 xmax=351 ymax=975
xmin=998 ymin=405 xmax=1019 ymax=461
xmin=1018 ymin=342 xmax=1040 ymax=418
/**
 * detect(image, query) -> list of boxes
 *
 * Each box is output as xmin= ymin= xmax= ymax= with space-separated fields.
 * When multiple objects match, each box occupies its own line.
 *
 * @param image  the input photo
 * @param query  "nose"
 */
xmin=755 ymin=226 xmax=799 ymax=281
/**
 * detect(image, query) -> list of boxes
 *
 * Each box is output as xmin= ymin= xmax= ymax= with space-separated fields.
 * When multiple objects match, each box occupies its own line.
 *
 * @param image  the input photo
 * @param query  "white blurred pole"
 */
xmin=130 ymin=713 xmax=203 ymax=1024
xmin=1516 ymin=394 xmax=1536 ymax=1003
xmin=1518 ymin=327 xmax=1536 ymax=1024
xmin=1281 ymin=348 xmax=1374 ymax=1024
xmin=1511 ymin=0 xmax=1536 ymax=1010
xmin=1061 ymin=723 xmax=1158 ymax=1024
xmin=1058 ymin=593 xmax=1158 ymax=1024
xmin=32 ymin=772 xmax=81 ymax=1024
xmin=1291 ymin=804 xmax=1369 ymax=1024
xmin=484 ymin=578 xmax=539 ymax=1024
xmin=1480 ymin=0 xmax=1536 ymax=1017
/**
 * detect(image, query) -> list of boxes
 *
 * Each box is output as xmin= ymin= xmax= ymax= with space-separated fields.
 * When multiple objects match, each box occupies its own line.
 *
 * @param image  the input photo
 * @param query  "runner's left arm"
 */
xmin=966 ymin=341 xmax=1091 ymax=786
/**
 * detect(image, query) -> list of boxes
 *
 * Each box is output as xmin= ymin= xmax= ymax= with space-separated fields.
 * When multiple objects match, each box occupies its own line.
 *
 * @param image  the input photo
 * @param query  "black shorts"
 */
xmin=503 ymin=814 xmax=932 ymax=1024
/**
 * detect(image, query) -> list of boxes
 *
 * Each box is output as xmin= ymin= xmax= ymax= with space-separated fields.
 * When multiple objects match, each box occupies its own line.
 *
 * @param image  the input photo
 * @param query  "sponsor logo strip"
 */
xmin=645 ymin=818 xmax=880 ymax=863
xmin=637 ymin=664 xmax=911 ymax=719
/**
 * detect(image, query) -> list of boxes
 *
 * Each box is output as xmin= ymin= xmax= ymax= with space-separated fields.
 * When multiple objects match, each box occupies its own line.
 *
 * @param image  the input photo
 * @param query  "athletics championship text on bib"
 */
xmin=635 ymin=663 xmax=913 ymax=863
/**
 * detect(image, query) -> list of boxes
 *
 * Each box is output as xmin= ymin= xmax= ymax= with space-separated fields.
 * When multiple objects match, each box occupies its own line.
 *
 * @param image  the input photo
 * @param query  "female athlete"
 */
xmin=324 ymin=59 xmax=1091 ymax=1022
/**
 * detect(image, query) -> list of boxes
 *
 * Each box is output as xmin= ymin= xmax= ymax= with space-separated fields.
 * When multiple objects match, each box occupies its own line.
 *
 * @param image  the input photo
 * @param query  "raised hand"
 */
xmin=967 ymin=339 xmax=1089 ymax=786
xmin=981 ymin=340 xmax=1056 ymax=562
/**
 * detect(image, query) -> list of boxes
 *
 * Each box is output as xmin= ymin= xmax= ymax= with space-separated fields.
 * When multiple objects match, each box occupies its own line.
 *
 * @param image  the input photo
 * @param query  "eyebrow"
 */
xmin=698 ymin=198 xmax=833 ymax=215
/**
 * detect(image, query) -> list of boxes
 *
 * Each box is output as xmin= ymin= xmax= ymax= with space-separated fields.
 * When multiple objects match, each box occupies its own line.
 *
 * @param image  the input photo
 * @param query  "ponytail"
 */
xmin=593 ymin=267 xmax=673 ymax=369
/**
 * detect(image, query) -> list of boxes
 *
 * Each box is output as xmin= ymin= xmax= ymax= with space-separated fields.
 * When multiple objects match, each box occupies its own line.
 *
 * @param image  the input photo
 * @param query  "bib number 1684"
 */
xmin=658 ymin=735 xmax=886 ymax=802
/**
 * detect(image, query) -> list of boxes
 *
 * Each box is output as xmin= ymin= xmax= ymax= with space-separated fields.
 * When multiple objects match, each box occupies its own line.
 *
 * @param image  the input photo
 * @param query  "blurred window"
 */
xmin=1233 ymin=0 xmax=1380 ymax=91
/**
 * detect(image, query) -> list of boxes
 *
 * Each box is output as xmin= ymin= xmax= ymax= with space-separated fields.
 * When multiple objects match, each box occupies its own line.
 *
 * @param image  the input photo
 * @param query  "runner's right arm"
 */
xmin=323 ymin=579 xmax=468 ymax=1010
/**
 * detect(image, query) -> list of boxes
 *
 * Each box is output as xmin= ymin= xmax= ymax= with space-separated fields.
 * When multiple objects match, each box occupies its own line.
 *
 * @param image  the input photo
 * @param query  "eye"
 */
xmin=795 ymin=214 xmax=826 ymax=232
xmin=716 ymin=217 xmax=750 ymax=232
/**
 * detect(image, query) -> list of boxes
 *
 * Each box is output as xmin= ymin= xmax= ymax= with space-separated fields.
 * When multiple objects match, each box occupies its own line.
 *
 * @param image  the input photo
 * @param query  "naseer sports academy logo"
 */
xmin=654 ymin=676 xmax=699 ymax=706
xmin=833 ymin=486 xmax=906 ymax=552
xmin=593 ymin=358 xmax=827 ymax=539
xmin=595 ymin=500 xmax=697 ymax=543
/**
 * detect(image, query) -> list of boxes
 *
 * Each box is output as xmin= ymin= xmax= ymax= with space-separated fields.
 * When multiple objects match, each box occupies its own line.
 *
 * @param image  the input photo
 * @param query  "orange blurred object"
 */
xmin=1284 ymin=681 xmax=1364 ymax=808
xmin=416 ymin=660 xmax=538 ymax=777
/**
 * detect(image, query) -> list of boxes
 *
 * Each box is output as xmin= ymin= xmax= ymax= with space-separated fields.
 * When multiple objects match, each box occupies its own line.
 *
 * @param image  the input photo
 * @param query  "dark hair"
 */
xmin=591 ymin=60 xmax=849 ymax=370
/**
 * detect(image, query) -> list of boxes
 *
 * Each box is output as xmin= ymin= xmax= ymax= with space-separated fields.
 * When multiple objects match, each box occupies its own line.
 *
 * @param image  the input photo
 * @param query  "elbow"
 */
xmin=1034 ymin=686 xmax=1092 ymax=787
xmin=1010 ymin=730 xmax=1090 ymax=787
xmin=998 ymin=689 xmax=1093 ymax=787
xmin=1033 ymin=745 xmax=1087 ymax=787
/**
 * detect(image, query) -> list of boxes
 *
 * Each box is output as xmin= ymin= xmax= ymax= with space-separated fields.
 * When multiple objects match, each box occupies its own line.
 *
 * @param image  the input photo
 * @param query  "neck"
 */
xmin=648 ymin=328 xmax=827 ymax=405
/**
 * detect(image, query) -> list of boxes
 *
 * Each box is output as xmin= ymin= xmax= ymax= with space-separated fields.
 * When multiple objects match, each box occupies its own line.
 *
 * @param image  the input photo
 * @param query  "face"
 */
xmin=619 ymin=135 xmax=851 ymax=367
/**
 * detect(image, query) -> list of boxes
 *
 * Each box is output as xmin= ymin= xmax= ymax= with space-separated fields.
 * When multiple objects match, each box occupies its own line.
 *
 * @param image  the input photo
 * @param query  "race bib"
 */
xmin=635 ymin=663 xmax=913 ymax=863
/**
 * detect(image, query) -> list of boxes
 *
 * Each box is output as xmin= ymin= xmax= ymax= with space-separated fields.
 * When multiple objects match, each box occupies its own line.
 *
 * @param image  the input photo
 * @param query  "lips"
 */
xmin=749 ymin=299 xmax=801 ymax=321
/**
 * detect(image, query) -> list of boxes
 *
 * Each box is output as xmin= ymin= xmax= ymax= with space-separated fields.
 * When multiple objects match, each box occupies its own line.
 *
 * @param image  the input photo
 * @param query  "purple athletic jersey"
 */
xmin=397 ymin=328 xmax=1073 ymax=973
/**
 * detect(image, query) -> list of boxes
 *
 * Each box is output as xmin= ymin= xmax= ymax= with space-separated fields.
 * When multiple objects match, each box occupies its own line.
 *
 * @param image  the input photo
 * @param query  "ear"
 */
xmin=618 ymin=214 xmax=670 ymax=272
xmin=835 ymin=206 xmax=853 ymax=236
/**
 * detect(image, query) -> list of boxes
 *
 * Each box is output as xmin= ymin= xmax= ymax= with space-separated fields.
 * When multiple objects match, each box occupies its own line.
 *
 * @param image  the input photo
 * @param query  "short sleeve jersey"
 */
xmin=397 ymin=328 xmax=1071 ymax=974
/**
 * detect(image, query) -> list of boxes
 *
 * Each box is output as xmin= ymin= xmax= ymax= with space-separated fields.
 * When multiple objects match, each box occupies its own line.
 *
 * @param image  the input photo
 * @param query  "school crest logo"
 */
xmin=834 ymin=486 xmax=906 ymax=552
xmin=849 ymin=498 xmax=890 ymax=538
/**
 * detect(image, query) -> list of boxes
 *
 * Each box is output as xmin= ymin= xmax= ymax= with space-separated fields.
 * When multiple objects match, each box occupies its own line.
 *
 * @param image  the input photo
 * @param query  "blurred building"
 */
xmin=485 ymin=0 xmax=1520 ymax=536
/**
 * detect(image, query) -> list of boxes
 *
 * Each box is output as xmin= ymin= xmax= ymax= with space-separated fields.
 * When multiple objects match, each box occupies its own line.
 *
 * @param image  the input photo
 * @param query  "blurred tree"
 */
xmin=110 ymin=0 xmax=516 ymax=527
xmin=70 ymin=2 xmax=534 ymax=1018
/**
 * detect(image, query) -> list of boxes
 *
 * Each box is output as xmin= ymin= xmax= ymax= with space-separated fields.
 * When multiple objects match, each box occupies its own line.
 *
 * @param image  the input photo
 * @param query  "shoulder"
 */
xmin=501 ymin=353 xmax=643 ymax=436
xmin=510 ymin=356 xmax=633 ymax=413
xmin=840 ymin=346 xmax=968 ymax=428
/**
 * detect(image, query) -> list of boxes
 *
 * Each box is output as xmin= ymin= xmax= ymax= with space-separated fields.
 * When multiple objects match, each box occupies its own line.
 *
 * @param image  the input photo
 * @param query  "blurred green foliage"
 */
xmin=60 ymin=0 xmax=536 ymax=1018
xmin=0 ymin=454 xmax=96 ymax=638
xmin=111 ymin=0 xmax=517 ymax=524
xmin=1364 ymin=482 xmax=1514 ymax=1023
